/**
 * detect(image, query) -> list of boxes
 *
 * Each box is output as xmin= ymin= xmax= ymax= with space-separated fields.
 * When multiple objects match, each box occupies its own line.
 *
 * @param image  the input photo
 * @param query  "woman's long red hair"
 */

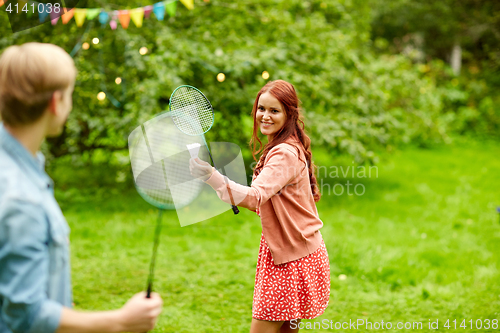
xmin=250 ymin=80 xmax=321 ymax=202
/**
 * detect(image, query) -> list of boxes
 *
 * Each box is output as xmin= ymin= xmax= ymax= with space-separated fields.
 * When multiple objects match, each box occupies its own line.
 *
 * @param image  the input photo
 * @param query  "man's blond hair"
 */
xmin=0 ymin=42 xmax=77 ymax=126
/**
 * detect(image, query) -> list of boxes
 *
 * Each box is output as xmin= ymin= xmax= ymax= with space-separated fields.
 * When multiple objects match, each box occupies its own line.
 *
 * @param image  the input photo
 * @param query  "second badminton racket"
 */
xmin=169 ymin=85 xmax=240 ymax=215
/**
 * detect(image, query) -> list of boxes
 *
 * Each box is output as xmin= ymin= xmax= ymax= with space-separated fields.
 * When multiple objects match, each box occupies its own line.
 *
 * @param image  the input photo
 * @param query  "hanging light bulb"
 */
xmin=82 ymin=42 xmax=90 ymax=50
xmin=115 ymin=77 xmax=122 ymax=85
xmin=139 ymin=47 xmax=148 ymax=55
xmin=97 ymin=92 xmax=106 ymax=101
xmin=92 ymin=38 xmax=100 ymax=45
xmin=217 ymin=73 xmax=225 ymax=82
xmin=262 ymin=71 xmax=270 ymax=80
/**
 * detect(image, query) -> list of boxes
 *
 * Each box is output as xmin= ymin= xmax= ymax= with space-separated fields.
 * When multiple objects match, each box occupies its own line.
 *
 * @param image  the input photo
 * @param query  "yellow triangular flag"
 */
xmin=179 ymin=0 xmax=194 ymax=10
xmin=18 ymin=0 xmax=26 ymax=11
xmin=74 ymin=8 xmax=87 ymax=27
xmin=129 ymin=8 xmax=144 ymax=28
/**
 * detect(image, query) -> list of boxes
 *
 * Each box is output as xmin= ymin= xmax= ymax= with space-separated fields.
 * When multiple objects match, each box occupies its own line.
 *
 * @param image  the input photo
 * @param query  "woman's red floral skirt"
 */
xmin=252 ymin=233 xmax=331 ymax=321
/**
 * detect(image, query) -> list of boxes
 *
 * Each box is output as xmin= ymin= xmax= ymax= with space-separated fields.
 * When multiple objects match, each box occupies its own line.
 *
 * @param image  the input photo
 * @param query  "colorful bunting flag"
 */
xmin=118 ymin=10 xmax=130 ymax=29
xmin=86 ymin=8 xmax=100 ymax=20
xmin=179 ymin=0 xmax=194 ymax=10
xmin=18 ymin=0 xmax=27 ymax=12
xmin=1 ymin=0 xmax=196 ymax=28
xmin=109 ymin=12 xmax=118 ymax=30
xmin=74 ymin=8 xmax=87 ymax=27
xmin=130 ymin=8 xmax=145 ymax=28
xmin=61 ymin=8 xmax=75 ymax=24
xmin=144 ymin=5 xmax=153 ymax=19
xmin=50 ymin=9 xmax=59 ymax=25
xmin=38 ymin=4 xmax=49 ymax=22
xmin=165 ymin=1 xmax=177 ymax=17
xmin=99 ymin=11 xmax=109 ymax=25
xmin=153 ymin=2 xmax=165 ymax=21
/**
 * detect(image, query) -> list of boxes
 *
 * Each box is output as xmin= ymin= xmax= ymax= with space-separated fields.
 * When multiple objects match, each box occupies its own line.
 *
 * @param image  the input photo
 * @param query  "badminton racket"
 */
xmin=146 ymin=209 xmax=162 ymax=298
xmin=169 ymin=85 xmax=240 ymax=215
xmin=128 ymin=112 xmax=205 ymax=297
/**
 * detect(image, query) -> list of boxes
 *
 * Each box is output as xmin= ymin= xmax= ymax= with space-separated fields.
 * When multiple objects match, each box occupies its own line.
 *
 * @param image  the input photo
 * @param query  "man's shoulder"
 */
xmin=0 ymin=150 xmax=43 ymax=206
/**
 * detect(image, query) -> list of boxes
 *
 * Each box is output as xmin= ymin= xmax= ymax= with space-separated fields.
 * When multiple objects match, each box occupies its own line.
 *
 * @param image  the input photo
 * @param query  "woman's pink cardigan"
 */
xmin=205 ymin=139 xmax=324 ymax=265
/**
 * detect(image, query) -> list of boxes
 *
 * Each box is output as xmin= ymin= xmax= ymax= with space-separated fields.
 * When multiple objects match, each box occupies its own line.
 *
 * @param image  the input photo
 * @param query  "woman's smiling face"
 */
xmin=256 ymin=91 xmax=286 ymax=140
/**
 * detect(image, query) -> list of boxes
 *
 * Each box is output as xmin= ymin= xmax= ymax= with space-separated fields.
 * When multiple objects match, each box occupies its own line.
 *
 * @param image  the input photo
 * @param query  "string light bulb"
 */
xmin=97 ymin=92 xmax=106 ymax=101
xmin=82 ymin=42 xmax=90 ymax=50
xmin=139 ymin=47 xmax=148 ymax=55
xmin=92 ymin=38 xmax=99 ymax=45
xmin=262 ymin=71 xmax=270 ymax=80
xmin=217 ymin=73 xmax=225 ymax=82
xmin=115 ymin=77 xmax=122 ymax=85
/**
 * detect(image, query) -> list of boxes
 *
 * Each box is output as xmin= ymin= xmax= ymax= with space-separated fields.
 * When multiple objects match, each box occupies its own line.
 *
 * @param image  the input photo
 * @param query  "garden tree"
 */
xmin=370 ymin=0 xmax=500 ymax=139
xmin=370 ymin=0 xmax=500 ymax=75
xmin=0 ymin=0 xmax=451 ymax=170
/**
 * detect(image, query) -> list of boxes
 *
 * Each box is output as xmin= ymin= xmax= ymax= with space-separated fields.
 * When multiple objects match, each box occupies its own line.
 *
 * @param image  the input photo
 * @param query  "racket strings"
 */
xmin=135 ymin=161 xmax=173 ymax=206
xmin=129 ymin=113 xmax=204 ymax=210
xmin=170 ymin=86 xmax=214 ymax=136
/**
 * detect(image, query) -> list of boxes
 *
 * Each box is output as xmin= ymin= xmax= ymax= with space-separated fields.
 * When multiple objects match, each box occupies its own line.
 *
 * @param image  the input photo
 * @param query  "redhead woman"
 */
xmin=190 ymin=80 xmax=330 ymax=333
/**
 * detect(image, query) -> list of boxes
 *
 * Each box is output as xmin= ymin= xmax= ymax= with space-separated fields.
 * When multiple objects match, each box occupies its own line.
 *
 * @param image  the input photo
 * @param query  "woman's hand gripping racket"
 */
xmin=169 ymin=85 xmax=240 ymax=215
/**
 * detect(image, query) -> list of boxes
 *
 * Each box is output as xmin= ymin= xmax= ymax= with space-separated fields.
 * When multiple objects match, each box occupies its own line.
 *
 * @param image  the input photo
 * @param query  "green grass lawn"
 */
xmin=52 ymin=140 xmax=500 ymax=332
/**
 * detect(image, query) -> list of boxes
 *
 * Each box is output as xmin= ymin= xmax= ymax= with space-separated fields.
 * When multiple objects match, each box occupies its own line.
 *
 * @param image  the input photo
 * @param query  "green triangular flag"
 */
xmin=165 ymin=1 xmax=177 ymax=17
xmin=86 ymin=8 xmax=100 ymax=20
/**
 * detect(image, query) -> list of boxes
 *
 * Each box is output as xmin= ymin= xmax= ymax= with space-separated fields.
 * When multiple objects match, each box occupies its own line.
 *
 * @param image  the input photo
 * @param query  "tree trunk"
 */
xmin=450 ymin=42 xmax=462 ymax=76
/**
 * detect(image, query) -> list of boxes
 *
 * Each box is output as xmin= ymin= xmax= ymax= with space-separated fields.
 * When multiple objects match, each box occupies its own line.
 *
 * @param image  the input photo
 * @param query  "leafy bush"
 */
xmin=2 ymin=0 xmax=493 ymax=168
xmin=430 ymin=61 xmax=500 ymax=139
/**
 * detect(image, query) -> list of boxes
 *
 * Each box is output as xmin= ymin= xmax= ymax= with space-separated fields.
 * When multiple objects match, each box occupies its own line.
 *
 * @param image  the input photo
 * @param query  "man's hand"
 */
xmin=116 ymin=292 xmax=163 ymax=333
xmin=56 ymin=292 xmax=163 ymax=333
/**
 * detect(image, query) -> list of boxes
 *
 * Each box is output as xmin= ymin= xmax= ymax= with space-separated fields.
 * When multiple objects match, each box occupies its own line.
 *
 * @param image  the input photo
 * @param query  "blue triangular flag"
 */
xmin=153 ymin=2 xmax=165 ymax=21
xmin=38 ymin=4 xmax=49 ymax=22
xmin=99 ymin=11 xmax=109 ymax=25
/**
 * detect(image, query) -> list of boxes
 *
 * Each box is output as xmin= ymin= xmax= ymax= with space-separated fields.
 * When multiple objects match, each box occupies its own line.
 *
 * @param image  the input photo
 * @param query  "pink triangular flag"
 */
xmin=50 ymin=10 xmax=59 ymax=25
xmin=110 ymin=20 xmax=117 ymax=30
xmin=144 ymin=5 xmax=152 ymax=19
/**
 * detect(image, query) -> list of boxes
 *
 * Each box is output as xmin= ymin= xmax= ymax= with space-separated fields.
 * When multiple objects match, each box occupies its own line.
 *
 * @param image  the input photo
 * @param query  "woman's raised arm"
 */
xmin=197 ymin=144 xmax=303 ymax=211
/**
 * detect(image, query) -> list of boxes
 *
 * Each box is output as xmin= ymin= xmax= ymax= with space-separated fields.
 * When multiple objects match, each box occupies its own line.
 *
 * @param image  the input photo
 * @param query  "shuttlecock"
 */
xmin=186 ymin=143 xmax=201 ymax=158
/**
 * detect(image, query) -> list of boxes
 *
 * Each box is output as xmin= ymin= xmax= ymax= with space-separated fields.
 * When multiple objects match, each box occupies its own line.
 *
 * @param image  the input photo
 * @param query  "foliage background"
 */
xmin=2 ymin=0 xmax=498 ymax=169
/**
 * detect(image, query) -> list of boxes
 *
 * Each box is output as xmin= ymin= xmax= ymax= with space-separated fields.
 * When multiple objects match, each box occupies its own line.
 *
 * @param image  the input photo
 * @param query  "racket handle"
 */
xmin=232 ymin=205 xmax=240 ymax=215
xmin=146 ymin=283 xmax=152 ymax=298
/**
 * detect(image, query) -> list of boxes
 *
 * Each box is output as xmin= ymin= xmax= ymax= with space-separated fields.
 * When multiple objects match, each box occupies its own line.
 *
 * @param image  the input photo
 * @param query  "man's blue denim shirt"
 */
xmin=0 ymin=124 xmax=72 ymax=333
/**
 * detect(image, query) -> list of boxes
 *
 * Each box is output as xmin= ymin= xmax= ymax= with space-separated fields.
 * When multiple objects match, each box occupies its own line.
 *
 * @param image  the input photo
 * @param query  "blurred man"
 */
xmin=0 ymin=43 xmax=163 ymax=333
